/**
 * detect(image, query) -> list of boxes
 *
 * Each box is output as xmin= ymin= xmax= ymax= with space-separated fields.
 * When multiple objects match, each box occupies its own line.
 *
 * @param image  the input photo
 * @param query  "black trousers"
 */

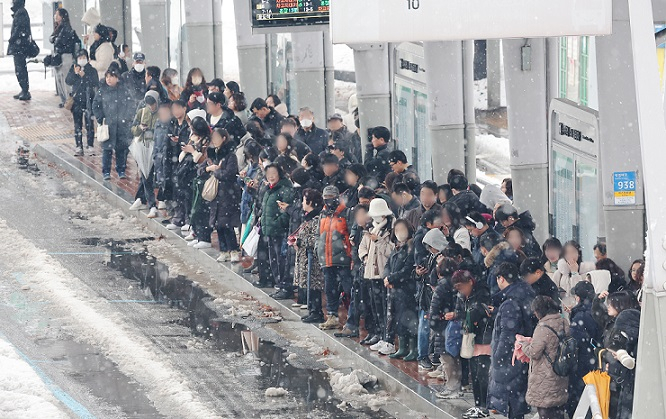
xmin=369 ymin=280 xmax=387 ymax=338
xmin=217 ymin=226 xmax=238 ymax=251
xmin=192 ymin=201 xmax=211 ymax=243
xmin=135 ymin=168 xmax=156 ymax=208
xmin=470 ymin=355 xmax=490 ymax=408
xmin=13 ymin=54 xmax=28 ymax=91
xmin=392 ymin=287 xmax=417 ymax=338
xmin=536 ymin=406 xmax=564 ymax=419
xmin=266 ymin=235 xmax=288 ymax=289
xmin=171 ymin=182 xmax=193 ymax=227
xmin=72 ymin=105 xmax=95 ymax=148
xmin=348 ymin=276 xmax=375 ymax=333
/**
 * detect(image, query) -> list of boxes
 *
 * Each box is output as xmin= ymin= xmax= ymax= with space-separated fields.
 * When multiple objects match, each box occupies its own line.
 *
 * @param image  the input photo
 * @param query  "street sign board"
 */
xmin=613 ymin=171 xmax=637 ymax=205
xmin=251 ymin=0 xmax=329 ymax=30
xmin=331 ymin=0 xmax=612 ymax=44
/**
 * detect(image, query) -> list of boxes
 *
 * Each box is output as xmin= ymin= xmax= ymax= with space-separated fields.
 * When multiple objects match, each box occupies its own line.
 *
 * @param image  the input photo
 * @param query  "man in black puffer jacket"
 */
xmin=488 ymin=262 xmax=535 ymax=419
xmin=8 ymin=0 xmax=32 ymax=100
xmin=495 ymin=203 xmax=542 ymax=258
xmin=448 ymin=175 xmax=490 ymax=218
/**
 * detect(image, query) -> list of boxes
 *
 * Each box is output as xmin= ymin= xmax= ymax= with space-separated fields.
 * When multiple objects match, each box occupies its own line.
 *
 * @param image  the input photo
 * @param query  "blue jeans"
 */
xmin=102 ymin=146 xmax=128 ymax=175
xmin=323 ymin=266 xmax=352 ymax=315
xmin=417 ymin=309 xmax=430 ymax=360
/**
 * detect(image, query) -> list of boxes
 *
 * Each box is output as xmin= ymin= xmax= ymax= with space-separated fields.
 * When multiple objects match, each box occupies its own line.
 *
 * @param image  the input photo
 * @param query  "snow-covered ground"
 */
xmin=0 ymin=337 xmax=68 ymax=418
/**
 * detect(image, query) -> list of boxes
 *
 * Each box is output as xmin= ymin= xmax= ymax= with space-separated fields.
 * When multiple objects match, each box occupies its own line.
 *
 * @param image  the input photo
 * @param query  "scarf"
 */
xmin=370 ymin=218 xmax=388 ymax=236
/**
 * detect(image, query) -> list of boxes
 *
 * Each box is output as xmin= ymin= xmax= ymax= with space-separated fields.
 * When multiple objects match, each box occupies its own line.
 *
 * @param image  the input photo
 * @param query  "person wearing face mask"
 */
xmin=66 ymin=49 xmax=98 ymax=156
xmin=121 ymin=52 xmax=147 ymax=109
xmin=382 ymin=219 xmax=418 ymax=361
xmin=316 ymin=186 xmax=354 ymax=330
xmin=295 ymin=107 xmax=328 ymax=155
xmin=180 ymin=68 xmax=208 ymax=112
xmin=359 ymin=198 xmax=396 ymax=353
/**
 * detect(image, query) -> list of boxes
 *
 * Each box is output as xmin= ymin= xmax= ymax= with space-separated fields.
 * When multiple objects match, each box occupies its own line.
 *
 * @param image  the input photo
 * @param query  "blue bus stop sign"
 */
xmin=613 ymin=171 xmax=637 ymax=205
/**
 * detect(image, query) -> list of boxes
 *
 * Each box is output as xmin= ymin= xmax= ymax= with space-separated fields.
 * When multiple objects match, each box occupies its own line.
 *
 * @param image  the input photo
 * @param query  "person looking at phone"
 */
xmin=66 ymin=49 xmax=98 ymax=156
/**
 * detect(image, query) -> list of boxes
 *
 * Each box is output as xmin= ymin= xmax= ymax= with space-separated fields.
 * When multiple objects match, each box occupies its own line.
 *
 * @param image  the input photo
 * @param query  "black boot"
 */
xmin=74 ymin=134 xmax=84 ymax=156
xmin=302 ymin=290 xmax=324 ymax=323
xmin=13 ymin=92 xmax=22 ymax=99
xmin=18 ymin=90 xmax=31 ymax=101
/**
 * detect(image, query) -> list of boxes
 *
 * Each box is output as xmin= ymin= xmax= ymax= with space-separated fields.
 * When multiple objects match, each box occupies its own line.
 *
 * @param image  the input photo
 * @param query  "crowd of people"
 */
xmin=7 ymin=4 xmax=646 ymax=419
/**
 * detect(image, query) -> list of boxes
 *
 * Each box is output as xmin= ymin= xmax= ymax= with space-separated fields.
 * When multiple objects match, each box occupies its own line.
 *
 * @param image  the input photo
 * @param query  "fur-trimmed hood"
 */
xmin=484 ymin=241 xmax=513 ymax=268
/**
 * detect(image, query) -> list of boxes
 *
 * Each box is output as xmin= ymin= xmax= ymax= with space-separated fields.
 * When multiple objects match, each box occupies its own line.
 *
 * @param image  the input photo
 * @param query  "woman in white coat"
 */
xmin=553 ymin=240 xmax=595 ymax=309
xmin=88 ymin=24 xmax=115 ymax=81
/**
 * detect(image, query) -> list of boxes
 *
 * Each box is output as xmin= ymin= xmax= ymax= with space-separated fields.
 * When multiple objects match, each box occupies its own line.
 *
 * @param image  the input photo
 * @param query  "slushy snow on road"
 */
xmin=0 ymin=337 xmax=68 ymax=419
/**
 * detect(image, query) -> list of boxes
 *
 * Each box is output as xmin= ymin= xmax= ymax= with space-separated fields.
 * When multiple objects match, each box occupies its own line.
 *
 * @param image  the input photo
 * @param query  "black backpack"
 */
xmin=542 ymin=320 xmax=578 ymax=377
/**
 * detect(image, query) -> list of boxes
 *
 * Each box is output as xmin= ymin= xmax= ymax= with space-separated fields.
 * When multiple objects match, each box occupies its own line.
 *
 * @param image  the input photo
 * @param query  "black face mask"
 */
xmin=324 ymin=198 xmax=339 ymax=211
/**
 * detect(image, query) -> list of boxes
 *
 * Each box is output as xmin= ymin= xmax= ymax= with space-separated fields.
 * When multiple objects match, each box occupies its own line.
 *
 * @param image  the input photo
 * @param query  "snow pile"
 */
xmin=476 ymin=133 xmax=511 ymax=171
xmin=265 ymin=387 xmax=288 ymax=397
xmin=0 ymin=338 xmax=68 ymax=418
xmin=328 ymin=369 xmax=386 ymax=412
xmin=0 ymin=219 xmax=222 ymax=418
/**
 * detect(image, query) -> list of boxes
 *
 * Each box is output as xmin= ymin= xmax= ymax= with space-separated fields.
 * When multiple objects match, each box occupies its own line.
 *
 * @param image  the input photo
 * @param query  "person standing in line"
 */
xmin=8 ymin=0 xmax=32 ymax=101
xmin=92 ymin=68 xmax=133 ymax=180
xmin=66 ymin=49 xmax=98 ymax=156
xmin=50 ymin=8 xmax=79 ymax=107
xmin=88 ymin=24 xmax=116 ymax=81
xmin=128 ymin=90 xmax=160 ymax=217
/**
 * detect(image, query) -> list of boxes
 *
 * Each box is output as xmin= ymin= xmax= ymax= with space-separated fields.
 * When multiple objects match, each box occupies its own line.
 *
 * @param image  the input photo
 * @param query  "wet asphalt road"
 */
xmin=0 ymin=133 xmax=391 ymax=417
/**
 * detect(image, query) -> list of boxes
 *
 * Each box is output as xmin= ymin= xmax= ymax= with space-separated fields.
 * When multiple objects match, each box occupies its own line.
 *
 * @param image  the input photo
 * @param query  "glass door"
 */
xmin=552 ymin=148 xmax=576 ymax=242
xmin=576 ymin=157 xmax=598 ymax=261
xmin=394 ymin=83 xmax=415 ymax=164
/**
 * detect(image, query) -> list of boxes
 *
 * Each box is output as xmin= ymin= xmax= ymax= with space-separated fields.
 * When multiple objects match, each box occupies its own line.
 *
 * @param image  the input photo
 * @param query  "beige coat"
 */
xmin=358 ymin=229 xmax=394 ymax=280
xmin=523 ymin=313 xmax=570 ymax=408
xmin=553 ymin=259 xmax=595 ymax=308
xmin=89 ymin=42 xmax=116 ymax=80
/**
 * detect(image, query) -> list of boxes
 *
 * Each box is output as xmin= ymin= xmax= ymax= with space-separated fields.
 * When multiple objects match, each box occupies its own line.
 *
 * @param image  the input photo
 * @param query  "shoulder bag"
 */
xmin=96 ymin=118 xmax=110 ymax=142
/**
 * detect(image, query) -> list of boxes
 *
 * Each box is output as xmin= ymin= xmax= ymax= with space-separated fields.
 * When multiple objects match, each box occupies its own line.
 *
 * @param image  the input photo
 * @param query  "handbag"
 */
xmin=64 ymin=96 xmax=75 ymax=111
xmin=242 ymin=226 xmax=260 ymax=257
xmin=460 ymin=309 xmax=476 ymax=359
xmin=202 ymin=175 xmax=219 ymax=202
xmin=96 ymin=118 xmax=110 ymax=142
xmin=27 ymin=37 xmax=40 ymax=58
xmin=287 ymin=224 xmax=304 ymax=247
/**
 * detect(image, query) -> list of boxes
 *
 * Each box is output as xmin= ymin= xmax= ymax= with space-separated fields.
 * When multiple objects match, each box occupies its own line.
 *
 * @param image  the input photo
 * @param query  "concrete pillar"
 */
xmin=99 ymin=0 xmax=132 ymax=46
xmin=595 ymin=0 xmax=645 ymax=267
xmin=486 ymin=40 xmax=502 ymax=110
xmin=139 ymin=0 xmax=168 ymax=69
xmin=503 ymin=38 xmax=549 ymax=244
xmin=62 ymin=0 xmax=86 ymax=37
xmin=424 ymin=41 xmax=465 ymax=184
xmin=182 ymin=0 xmax=215 ymax=80
xmin=212 ymin=0 xmax=223 ymax=78
xmin=291 ymin=31 xmax=327 ymax=122
xmin=627 ymin=0 xmax=666 ymax=416
xmin=463 ymin=40 xmax=477 ymax=184
xmin=233 ymin=0 xmax=268 ymax=101
xmin=353 ymin=44 xmax=392 ymax=159
xmin=323 ymin=30 xmax=336 ymax=119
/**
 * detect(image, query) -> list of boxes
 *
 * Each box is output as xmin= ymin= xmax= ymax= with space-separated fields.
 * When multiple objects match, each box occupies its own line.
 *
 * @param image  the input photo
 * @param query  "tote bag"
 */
xmin=242 ymin=226 xmax=260 ymax=257
xmin=97 ymin=118 xmax=110 ymax=142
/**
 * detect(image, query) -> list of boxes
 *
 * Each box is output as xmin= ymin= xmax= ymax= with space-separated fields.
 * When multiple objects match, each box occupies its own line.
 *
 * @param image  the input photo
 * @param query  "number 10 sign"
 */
xmin=613 ymin=171 xmax=637 ymax=206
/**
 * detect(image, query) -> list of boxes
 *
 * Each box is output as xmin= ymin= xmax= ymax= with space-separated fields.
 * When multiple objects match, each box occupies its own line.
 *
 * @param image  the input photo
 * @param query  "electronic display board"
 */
xmin=251 ymin=0 xmax=330 ymax=29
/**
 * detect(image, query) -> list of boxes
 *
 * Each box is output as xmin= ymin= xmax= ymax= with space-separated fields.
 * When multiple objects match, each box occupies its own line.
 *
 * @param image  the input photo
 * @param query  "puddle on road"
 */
xmin=85 ymin=238 xmax=392 ymax=418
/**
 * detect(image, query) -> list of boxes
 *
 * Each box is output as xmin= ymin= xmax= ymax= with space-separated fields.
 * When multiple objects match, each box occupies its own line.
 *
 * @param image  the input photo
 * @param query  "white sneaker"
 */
xmin=427 ymin=367 xmax=444 ymax=379
xmin=291 ymin=302 xmax=301 ymax=308
xmin=166 ymin=223 xmax=179 ymax=230
xmin=86 ymin=146 xmax=95 ymax=156
xmin=217 ymin=252 xmax=230 ymax=262
xmin=147 ymin=207 xmax=158 ymax=218
xmin=369 ymin=340 xmax=387 ymax=351
xmin=157 ymin=201 xmax=166 ymax=210
xmin=181 ymin=224 xmax=191 ymax=232
xmin=184 ymin=233 xmax=196 ymax=241
xmin=229 ymin=251 xmax=240 ymax=263
xmin=435 ymin=389 xmax=463 ymax=399
xmin=187 ymin=239 xmax=199 ymax=247
xmin=378 ymin=342 xmax=396 ymax=355
xmin=300 ymin=304 xmax=308 ymax=310
xmin=129 ymin=198 xmax=147 ymax=211
xmin=193 ymin=241 xmax=211 ymax=249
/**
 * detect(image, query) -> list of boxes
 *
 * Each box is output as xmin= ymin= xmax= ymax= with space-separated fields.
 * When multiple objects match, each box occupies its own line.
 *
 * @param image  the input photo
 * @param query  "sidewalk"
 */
xmin=13 ymin=91 xmax=506 ymax=418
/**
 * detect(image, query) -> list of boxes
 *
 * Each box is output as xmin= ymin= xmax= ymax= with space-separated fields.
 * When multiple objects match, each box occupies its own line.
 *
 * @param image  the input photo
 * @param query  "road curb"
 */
xmin=34 ymin=142 xmax=465 ymax=419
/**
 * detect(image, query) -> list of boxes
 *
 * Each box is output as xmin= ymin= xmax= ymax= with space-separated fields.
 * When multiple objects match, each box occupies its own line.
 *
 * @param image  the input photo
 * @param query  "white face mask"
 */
xmin=395 ymin=231 xmax=409 ymax=243
xmin=300 ymin=119 xmax=313 ymax=129
xmin=134 ymin=63 xmax=145 ymax=72
xmin=77 ymin=58 xmax=88 ymax=67
xmin=192 ymin=76 xmax=203 ymax=85
xmin=196 ymin=95 xmax=206 ymax=103
xmin=372 ymin=216 xmax=385 ymax=224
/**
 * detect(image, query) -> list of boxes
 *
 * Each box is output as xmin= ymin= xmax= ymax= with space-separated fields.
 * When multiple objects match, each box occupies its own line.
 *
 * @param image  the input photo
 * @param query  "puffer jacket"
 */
xmin=317 ymin=203 xmax=353 ymax=268
xmin=50 ymin=22 xmax=79 ymax=55
xmin=88 ymin=41 xmax=116 ymax=80
xmin=553 ymin=259 xmax=595 ymax=308
xmin=454 ymin=282 xmax=493 ymax=345
xmin=260 ymin=178 xmax=295 ymax=237
xmin=429 ymin=277 xmax=456 ymax=356
xmin=448 ymin=189 xmax=489 ymax=217
xmin=131 ymin=106 xmax=159 ymax=141
xmin=92 ymin=79 xmax=134 ymax=151
xmin=484 ymin=241 xmax=520 ymax=295
xmin=383 ymin=241 xmax=415 ymax=290
xmin=7 ymin=2 xmax=30 ymax=56
xmin=512 ymin=211 xmax=542 ymax=258
xmin=523 ymin=314 xmax=570 ymax=408
xmin=358 ymin=224 xmax=394 ymax=279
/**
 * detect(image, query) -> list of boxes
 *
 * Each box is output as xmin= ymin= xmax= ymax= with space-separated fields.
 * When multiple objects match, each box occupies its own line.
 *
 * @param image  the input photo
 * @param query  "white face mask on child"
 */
xmin=77 ymin=58 xmax=88 ymax=67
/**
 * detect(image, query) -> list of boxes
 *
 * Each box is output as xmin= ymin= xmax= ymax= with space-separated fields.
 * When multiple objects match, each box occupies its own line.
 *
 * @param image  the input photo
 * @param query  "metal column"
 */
xmin=596 ymin=0 xmax=645 ymax=267
xmin=503 ymin=38 xmax=549 ymax=244
xmin=291 ymin=31 xmax=327 ymax=122
xmin=212 ymin=0 xmax=224 ymax=78
xmin=463 ymin=40 xmax=477 ymax=184
xmin=138 ymin=0 xmax=169 ymax=68
xmin=233 ymin=0 xmax=268 ymax=101
xmin=352 ymin=44 xmax=392 ymax=160
xmin=486 ymin=40 xmax=502 ymax=110
xmin=323 ymin=29 xmax=336 ymax=119
xmin=424 ymin=41 xmax=465 ymax=184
